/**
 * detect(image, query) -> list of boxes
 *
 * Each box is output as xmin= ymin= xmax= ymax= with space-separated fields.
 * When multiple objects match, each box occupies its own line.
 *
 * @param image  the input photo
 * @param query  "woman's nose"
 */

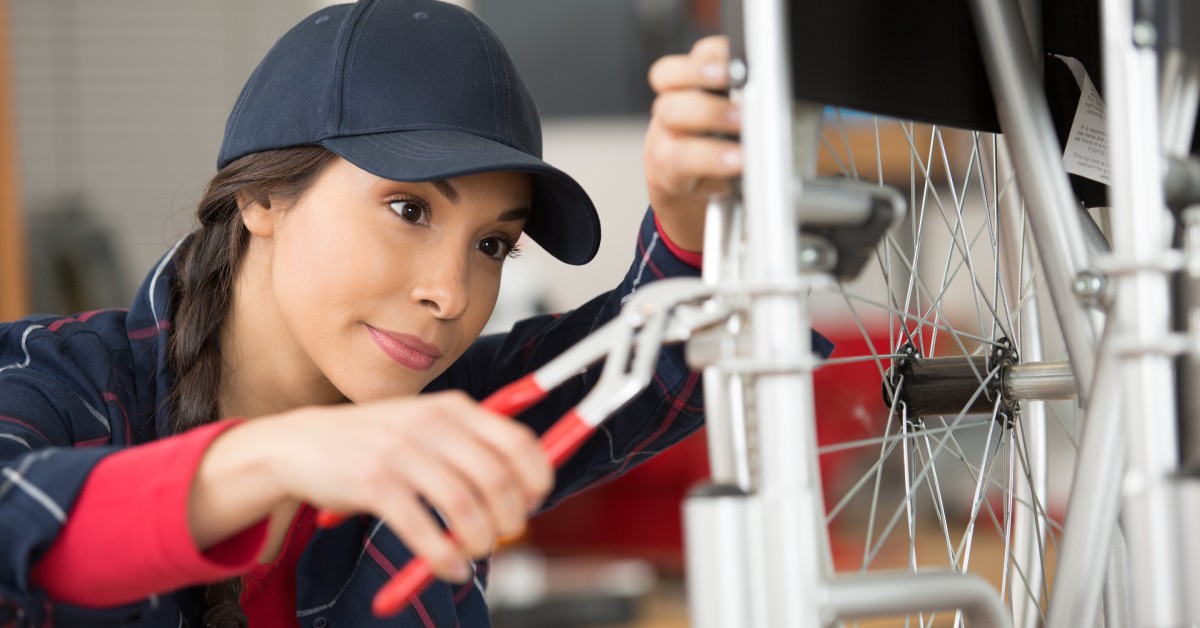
xmin=410 ymin=252 xmax=470 ymax=320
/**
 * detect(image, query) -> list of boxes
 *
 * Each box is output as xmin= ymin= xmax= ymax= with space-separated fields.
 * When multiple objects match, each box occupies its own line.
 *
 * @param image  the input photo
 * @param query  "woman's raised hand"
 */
xmin=643 ymin=35 xmax=742 ymax=253
xmin=190 ymin=390 xmax=553 ymax=583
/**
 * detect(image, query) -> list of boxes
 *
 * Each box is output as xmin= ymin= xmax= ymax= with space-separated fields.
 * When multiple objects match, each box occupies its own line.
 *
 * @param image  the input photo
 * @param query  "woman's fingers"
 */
xmin=652 ymin=89 xmax=740 ymax=137
xmin=273 ymin=392 xmax=555 ymax=582
xmin=400 ymin=393 xmax=551 ymax=561
xmin=643 ymin=34 xmax=741 ymax=250
xmin=399 ymin=445 xmax=496 ymax=559
xmin=648 ymin=35 xmax=731 ymax=93
xmin=428 ymin=422 xmax=529 ymax=540
xmin=471 ymin=405 xmax=554 ymax=510
xmin=378 ymin=485 xmax=473 ymax=583
xmin=646 ymin=130 xmax=742 ymax=195
xmin=432 ymin=392 xmax=551 ymax=512
xmin=689 ymin=34 xmax=731 ymax=63
xmin=648 ymin=54 xmax=727 ymax=93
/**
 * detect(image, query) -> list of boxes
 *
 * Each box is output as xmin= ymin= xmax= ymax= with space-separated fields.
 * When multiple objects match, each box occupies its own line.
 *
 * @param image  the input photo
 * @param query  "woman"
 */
xmin=0 ymin=1 xmax=741 ymax=626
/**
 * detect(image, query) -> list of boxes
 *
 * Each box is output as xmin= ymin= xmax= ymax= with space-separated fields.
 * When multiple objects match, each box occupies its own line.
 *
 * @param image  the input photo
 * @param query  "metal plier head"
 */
xmin=323 ymin=276 xmax=732 ymax=619
xmin=564 ymin=277 xmax=730 ymax=423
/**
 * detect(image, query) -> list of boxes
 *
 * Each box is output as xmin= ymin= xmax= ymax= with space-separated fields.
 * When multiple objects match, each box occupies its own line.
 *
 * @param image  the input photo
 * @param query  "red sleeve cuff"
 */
xmin=32 ymin=420 xmax=269 ymax=608
xmin=653 ymin=212 xmax=704 ymax=270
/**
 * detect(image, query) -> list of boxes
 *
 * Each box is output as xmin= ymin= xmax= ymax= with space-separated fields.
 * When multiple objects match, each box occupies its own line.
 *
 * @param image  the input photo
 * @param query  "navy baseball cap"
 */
xmin=218 ymin=0 xmax=601 ymax=265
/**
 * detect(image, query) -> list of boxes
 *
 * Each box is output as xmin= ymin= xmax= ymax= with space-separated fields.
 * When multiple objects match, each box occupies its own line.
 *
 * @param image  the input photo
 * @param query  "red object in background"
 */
xmin=527 ymin=326 xmax=892 ymax=572
xmin=526 ymin=426 xmax=710 ymax=574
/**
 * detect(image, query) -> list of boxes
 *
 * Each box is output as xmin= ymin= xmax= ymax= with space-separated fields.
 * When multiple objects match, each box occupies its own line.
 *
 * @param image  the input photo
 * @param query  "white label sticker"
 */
xmin=1054 ymin=54 xmax=1112 ymax=185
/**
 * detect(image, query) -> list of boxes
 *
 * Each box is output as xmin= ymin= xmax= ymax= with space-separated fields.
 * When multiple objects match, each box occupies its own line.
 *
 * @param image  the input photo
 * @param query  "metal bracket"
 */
xmin=795 ymin=176 xmax=907 ymax=281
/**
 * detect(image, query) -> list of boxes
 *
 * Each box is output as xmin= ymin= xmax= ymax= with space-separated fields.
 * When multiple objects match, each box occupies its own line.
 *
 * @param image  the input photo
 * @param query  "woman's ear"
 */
xmin=238 ymin=191 xmax=276 ymax=238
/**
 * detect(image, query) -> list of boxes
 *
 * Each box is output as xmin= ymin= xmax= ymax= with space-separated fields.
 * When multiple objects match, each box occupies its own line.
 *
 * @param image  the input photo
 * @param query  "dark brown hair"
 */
xmin=166 ymin=145 xmax=337 ymax=624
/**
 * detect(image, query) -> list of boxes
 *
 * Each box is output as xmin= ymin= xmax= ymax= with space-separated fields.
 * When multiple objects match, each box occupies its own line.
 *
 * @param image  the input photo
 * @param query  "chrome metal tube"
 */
xmin=1003 ymin=361 xmax=1076 ymax=401
xmin=1103 ymin=527 xmax=1132 ymax=628
xmin=1046 ymin=350 xmax=1125 ymax=628
xmin=683 ymin=486 xmax=757 ymax=628
xmin=1102 ymin=0 xmax=1187 ymax=623
xmin=701 ymin=355 xmax=738 ymax=482
xmin=1079 ymin=208 xmax=1113 ymax=255
xmin=1159 ymin=50 xmax=1200 ymax=158
xmin=967 ymin=0 xmax=1099 ymax=400
xmin=824 ymin=572 xmax=1012 ymax=628
xmin=1015 ymin=0 xmax=1042 ymax=70
xmin=701 ymin=196 xmax=744 ymax=487
xmin=739 ymin=0 xmax=830 ymax=623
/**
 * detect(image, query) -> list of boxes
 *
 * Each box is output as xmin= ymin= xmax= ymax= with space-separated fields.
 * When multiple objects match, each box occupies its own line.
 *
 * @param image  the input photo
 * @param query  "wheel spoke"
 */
xmin=815 ymin=113 xmax=1063 ymax=624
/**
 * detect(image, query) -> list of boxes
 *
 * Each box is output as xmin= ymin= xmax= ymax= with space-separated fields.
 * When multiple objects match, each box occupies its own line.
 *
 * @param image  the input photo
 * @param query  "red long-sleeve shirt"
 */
xmin=30 ymin=420 xmax=310 ymax=627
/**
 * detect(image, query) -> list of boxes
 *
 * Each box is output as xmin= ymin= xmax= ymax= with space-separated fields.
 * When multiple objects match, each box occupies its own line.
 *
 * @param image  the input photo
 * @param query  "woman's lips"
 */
xmin=366 ymin=326 xmax=441 ymax=371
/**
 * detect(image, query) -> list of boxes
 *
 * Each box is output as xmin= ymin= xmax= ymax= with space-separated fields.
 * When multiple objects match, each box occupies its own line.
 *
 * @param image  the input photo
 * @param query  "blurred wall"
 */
xmin=10 ymin=1 xmax=315 ymax=306
xmin=9 ymin=0 xmax=652 ymax=315
xmin=503 ymin=118 xmax=648 ymax=316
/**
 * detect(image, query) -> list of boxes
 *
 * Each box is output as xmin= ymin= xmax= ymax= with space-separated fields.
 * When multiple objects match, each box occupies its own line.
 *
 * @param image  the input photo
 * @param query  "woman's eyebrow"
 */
xmin=431 ymin=179 xmax=459 ymax=203
xmin=497 ymin=207 xmax=530 ymax=222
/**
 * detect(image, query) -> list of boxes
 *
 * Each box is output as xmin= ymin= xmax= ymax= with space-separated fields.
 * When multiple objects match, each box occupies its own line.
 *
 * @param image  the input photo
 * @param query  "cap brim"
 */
xmin=321 ymin=130 xmax=600 ymax=265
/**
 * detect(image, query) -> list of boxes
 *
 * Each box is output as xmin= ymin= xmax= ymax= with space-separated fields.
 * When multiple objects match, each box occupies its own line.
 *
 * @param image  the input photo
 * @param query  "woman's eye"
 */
xmin=476 ymin=236 xmax=514 ymax=261
xmin=390 ymin=200 xmax=429 ymax=225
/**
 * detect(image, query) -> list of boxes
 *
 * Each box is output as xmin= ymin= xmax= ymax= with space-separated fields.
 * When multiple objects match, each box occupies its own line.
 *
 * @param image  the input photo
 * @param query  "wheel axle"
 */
xmin=878 ymin=338 xmax=1080 ymax=427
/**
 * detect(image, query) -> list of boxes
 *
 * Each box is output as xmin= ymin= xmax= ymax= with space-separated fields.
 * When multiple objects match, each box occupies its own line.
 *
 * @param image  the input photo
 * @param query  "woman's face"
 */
xmin=258 ymin=157 xmax=532 ymax=402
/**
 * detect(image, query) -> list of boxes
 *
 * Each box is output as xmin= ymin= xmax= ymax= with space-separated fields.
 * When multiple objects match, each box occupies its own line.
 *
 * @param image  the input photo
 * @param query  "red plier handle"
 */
xmin=313 ymin=374 xmax=596 ymax=617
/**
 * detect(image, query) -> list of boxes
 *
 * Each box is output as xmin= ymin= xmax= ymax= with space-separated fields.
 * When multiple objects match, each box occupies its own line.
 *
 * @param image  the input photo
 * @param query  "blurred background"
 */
xmin=0 ymin=2 xmax=718 ymax=624
xmin=4 ymin=0 xmax=723 ymax=319
xmin=0 ymin=1 xmax=1079 ymax=626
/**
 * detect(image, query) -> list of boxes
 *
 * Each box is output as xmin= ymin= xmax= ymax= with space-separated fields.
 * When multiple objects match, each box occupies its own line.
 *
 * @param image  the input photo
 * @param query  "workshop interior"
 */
xmin=4 ymin=0 xmax=1150 ymax=625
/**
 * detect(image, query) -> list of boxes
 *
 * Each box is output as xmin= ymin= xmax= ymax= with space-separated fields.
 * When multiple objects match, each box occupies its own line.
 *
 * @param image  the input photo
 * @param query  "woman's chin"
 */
xmin=330 ymin=374 xmax=432 ymax=404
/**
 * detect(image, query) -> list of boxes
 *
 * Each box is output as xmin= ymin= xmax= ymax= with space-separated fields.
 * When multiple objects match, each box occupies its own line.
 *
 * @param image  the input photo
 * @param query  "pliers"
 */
xmin=315 ymin=276 xmax=728 ymax=617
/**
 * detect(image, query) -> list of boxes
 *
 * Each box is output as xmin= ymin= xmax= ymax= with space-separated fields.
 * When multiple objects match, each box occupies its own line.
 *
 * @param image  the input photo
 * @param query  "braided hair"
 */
xmin=165 ymin=146 xmax=337 ymax=625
